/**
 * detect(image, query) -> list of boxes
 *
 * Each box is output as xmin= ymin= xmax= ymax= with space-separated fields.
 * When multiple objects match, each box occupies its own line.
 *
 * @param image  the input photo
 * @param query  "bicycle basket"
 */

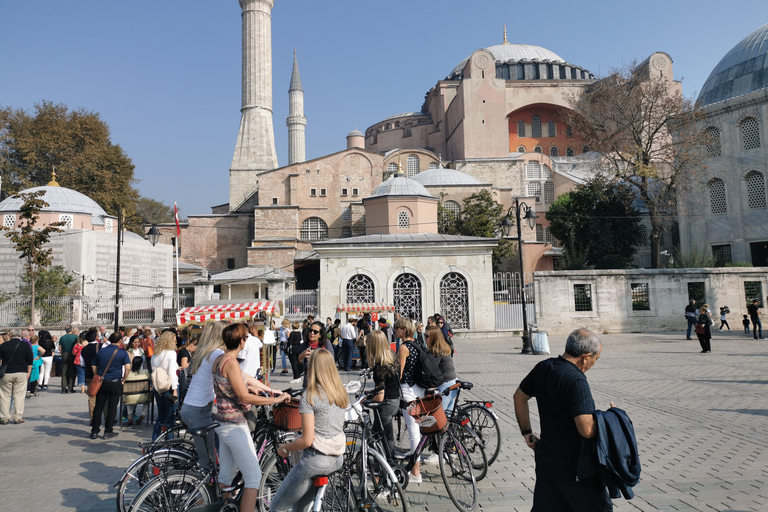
xmin=408 ymin=395 xmax=447 ymax=434
xmin=273 ymin=398 xmax=302 ymax=431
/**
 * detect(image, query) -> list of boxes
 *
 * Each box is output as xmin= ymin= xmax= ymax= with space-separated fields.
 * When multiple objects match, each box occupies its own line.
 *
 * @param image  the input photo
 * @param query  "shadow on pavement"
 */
xmin=695 ymin=379 xmax=768 ymax=385
xmin=711 ymin=408 xmax=768 ymax=417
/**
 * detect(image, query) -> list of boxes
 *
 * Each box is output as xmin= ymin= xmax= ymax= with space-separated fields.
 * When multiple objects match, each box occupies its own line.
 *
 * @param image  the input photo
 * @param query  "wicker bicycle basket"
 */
xmin=273 ymin=398 xmax=302 ymax=431
xmin=408 ymin=395 xmax=448 ymax=434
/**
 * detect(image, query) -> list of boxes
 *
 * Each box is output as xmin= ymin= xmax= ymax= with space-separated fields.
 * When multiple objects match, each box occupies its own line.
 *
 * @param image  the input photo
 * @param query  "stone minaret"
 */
xmin=230 ymin=0 xmax=278 ymax=211
xmin=286 ymin=50 xmax=306 ymax=165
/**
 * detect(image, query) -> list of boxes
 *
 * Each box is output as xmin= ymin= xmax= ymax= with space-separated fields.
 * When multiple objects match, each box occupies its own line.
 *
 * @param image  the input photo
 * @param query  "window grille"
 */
xmin=517 ymin=146 xmax=526 ymax=153
xmin=550 ymin=146 xmax=559 ymax=157
xmin=705 ymin=127 xmax=721 ymax=157
xmin=527 ymin=182 xmax=542 ymax=201
xmin=393 ymin=273 xmax=422 ymax=321
xmin=534 ymin=146 xmax=542 ymax=153
xmin=310 ymin=189 xmax=317 ymax=197
xmin=272 ymin=198 xmax=278 ymax=205
xmin=347 ymin=274 xmax=374 ymax=303
xmin=3 ymin=214 xmax=15 ymax=229
xmin=545 ymin=227 xmax=558 ymax=246
xmin=131 ymin=268 xmax=141 ymax=286
xmin=428 ymin=162 xmax=439 ymax=169
xmin=150 ymin=269 xmax=158 ymax=288
xmin=631 ymin=283 xmax=650 ymax=310
xmin=104 ymin=218 xmax=112 ymax=233
xmin=744 ymin=281 xmax=764 ymax=308
xmin=387 ymin=163 xmax=398 ymax=175
xmin=566 ymin=147 xmax=574 ymax=156
xmin=709 ymin=178 xmax=727 ymax=214
xmin=750 ymin=241 xmax=768 ymax=267
xmin=439 ymin=272 xmax=469 ymax=329
xmin=518 ymin=120 xmax=525 ymax=137
xmin=59 ymin=214 xmax=74 ymax=229
xmin=109 ymin=266 xmax=116 ymax=283
xmin=574 ymin=284 xmax=592 ymax=311
xmin=341 ymin=188 xmax=348 ymax=196
xmin=548 ymin=120 xmax=556 ymax=137
xmin=341 ymin=226 xmax=352 ymax=238
xmin=341 ymin=207 xmax=352 ymax=221
xmin=441 ymin=200 xmax=461 ymax=224
xmin=300 ymin=217 xmax=328 ymax=241
xmin=398 ymin=211 xmax=409 ymax=229
xmin=712 ymin=244 xmax=732 ymax=266
xmin=638 ymin=225 xmax=649 ymax=245
xmin=352 ymin=188 xmax=359 ymax=196
xmin=526 ymin=161 xmax=541 ymax=179
xmin=741 ymin=117 xmax=761 ymax=150
xmin=687 ymin=282 xmax=706 ymax=305
xmin=406 ymin=155 xmax=419 ymax=178
xmin=746 ymin=171 xmax=766 ymax=209
xmin=532 ymin=115 xmax=542 ymax=137
xmin=320 ymin=189 xmax=326 ymax=197
xmin=544 ymin=182 xmax=555 ymax=204
xmin=543 ymin=165 xmax=553 ymax=179
xmin=535 ymin=224 xmax=544 ymax=241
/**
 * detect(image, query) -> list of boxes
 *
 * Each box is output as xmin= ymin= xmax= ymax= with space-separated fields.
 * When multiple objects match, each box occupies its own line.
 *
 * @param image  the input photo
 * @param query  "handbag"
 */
xmin=694 ymin=323 xmax=706 ymax=335
xmin=87 ymin=347 xmax=119 ymax=397
xmin=0 ymin=340 xmax=20 ymax=379
xmin=151 ymin=365 xmax=172 ymax=394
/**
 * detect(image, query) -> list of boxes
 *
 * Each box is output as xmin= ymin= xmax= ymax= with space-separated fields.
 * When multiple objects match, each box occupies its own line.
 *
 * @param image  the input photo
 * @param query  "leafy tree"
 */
xmin=136 ymin=197 xmax=176 ymax=224
xmin=561 ymin=61 xmax=706 ymax=267
xmin=19 ymin=265 xmax=77 ymax=298
xmin=546 ymin=178 xmax=643 ymax=268
xmin=3 ymin=191 xmax=65 ymax=325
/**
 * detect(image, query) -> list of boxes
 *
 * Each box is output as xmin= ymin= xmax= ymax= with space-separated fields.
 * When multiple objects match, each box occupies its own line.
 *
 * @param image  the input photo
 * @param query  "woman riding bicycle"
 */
xmin=426 ymin=326 xmax=458 ymax=413
xmin=367 ymin=330 xmax=400 ymax=459
xmin=272 ymin=348 xmax=348 ymax=511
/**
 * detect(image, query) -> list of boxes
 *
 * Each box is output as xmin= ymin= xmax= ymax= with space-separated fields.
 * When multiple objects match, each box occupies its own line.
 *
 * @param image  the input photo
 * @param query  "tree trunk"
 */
xmin=30 ymin=274 xmax=36 ymax=327
xmin=648 ymin=214 xmax=663 ymax=269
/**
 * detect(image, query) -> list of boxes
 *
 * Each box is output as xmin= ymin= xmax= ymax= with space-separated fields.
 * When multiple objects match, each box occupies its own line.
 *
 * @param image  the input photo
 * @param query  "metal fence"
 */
xmin=0 ymin=297 xmax=74 ymax=327
xmin=82 ymin=296 xmax=116 ymax=326
xmin=163 ymin=294 xmax=195 ymax=323
xmin=493 ymin=272 xmax=537 ymax=330
xmin=285 ymin=290 xmax=318 ymax=320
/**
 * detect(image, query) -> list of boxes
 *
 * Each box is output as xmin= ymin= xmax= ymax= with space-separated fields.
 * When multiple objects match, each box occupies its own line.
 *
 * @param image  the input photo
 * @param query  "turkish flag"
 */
xmin=174 ymin=202 xmax=181 ymax=237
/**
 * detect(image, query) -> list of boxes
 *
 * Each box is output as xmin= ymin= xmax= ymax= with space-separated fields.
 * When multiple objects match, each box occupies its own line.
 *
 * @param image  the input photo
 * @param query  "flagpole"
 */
xmin=174 ymin=202 xmax=181 ymax=313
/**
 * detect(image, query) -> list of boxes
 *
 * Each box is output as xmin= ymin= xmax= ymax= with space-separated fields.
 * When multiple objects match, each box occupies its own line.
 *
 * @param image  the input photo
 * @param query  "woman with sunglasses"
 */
xmin=297 ymin=321 xmax=333 ymax=384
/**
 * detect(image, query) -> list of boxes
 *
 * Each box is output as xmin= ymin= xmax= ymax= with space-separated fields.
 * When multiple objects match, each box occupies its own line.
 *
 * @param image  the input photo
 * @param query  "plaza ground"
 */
xmin=1 ymin=329 xmax=766 ymax=511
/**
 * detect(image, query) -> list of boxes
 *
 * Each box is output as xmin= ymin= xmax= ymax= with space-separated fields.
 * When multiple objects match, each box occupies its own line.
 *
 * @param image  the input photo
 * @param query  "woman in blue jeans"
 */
xmin=150 ymin=331 xmax=179 ymax=441
xmin=273 ymin=348 xmax=348 ymax=511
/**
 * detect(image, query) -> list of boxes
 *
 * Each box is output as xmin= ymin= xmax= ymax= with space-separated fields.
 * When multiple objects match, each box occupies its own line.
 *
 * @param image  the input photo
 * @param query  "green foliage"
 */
xmin=136 ymin=197 xmax=176 ymax=224
xmin=594 ymin=254 xmax=635 ymax=269
xmin=671 ymin=246 xmax=715 ymax=268
xmin=724 ymin=262 xmax=753 ymax=267
xmin=546 ymin=178 xmax=642 ymax=267
xmin=19 ymin=265 xmax=77 ymax=298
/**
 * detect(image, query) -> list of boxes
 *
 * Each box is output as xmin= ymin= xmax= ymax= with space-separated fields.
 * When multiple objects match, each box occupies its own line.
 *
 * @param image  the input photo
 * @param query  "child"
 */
xmin=743 ymin=314 xmax=751 ymax=334
xmin=719 ymin=307 xmax=731 ymax=331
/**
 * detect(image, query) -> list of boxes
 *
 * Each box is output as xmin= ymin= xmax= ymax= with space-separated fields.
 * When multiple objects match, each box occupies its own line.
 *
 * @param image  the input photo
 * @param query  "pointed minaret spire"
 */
xmin=287 ymin=49 xmax=307 ymax=165
xmin=503 ymin=23 xmax=509 ymax=44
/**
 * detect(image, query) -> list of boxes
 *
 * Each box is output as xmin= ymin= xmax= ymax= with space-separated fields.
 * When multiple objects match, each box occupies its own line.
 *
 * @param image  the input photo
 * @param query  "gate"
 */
xmin=285 ymin=290 xmax=318 ymax=320
xmin=493 ymin=272 xmax=536 ymax=330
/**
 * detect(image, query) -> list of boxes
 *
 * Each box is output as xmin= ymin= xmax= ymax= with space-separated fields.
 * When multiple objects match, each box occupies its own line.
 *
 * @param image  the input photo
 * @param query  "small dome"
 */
xmin=698 ymin=23 xmax=768 ymax=106
xmin=346 ymin=129 xmax=364 ymax=138
xmin=0 ymin=185 xmax=108 ymax=218
xmin=370 ymin=175 xmax=433 ymax=199
xmin=411 ymin=166 xmax=481 ymax=186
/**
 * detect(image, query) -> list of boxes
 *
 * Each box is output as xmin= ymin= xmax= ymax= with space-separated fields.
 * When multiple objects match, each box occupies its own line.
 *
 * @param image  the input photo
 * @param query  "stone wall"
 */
xmin=534 ymin=268 xmax=768 ymax=335
xmin=181 ymin=214 xmax=252 ymax=270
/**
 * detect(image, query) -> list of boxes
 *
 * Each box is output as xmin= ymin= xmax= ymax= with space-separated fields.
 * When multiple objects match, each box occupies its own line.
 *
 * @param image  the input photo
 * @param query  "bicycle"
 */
xmin=445 ymin=381 xmax=501 ymax=465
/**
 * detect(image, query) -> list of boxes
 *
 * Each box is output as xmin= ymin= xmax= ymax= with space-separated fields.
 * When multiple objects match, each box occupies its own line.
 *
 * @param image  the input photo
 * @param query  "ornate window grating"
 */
xmin=544 ymin=182 xmax=555 ymax=204
xmin=393 ymin=273 xmax=422 ymax=321
xmin=398 ymin=211 xmax=409 ymax=229
xmin=532 ymin=115 xmax=542 ymax=137
xmin=631 ymin=283 xmax=650 ymax=311
xmin=440 ymin=272 xmax=469 ymax=329
xmin=746 ymin=171 xmax=766 ymax=209
xmin=3 ymin=214 xmax=15 ymax=229
xmin=574 ymin=284 xmax=592 ymax=312
xmin=300 ymin=217 xmax=328 ymax=241
xmin=638 ymin=225 xmax=649 ymax=246
xmin=543 ymin=165 xmax=553 ymax=179
xmin=441 ymin=200 xmax=461 ymax=225
xmin=709 ymin=178 xmax=727 ymax=214
xmin=741 ymin=117 xmax=761 ymax=150
xmin=548 ymin=120 xmax=556 ymax=137
xmin=705 ymin=127 xmax=721 ymax=157
xmin=712 ymin=244 xmax=732 ymax=266
xmin=347 ymin=274 xmax=375 ymax=303
xmin=406 ymin=155 xmax=419 ymax=178
xmin=526 ymin=161 xmax=540 ymax=179
xmin=59 ymin=214 xmax=74 ymax=229
xmin=687 ymin=282 xmax=706 ymax=305
xmin=131 ymin=268 xmax=141 ymax=287
xmin=744 ymin=281 xmax=764 ymax=308
xmin=517 ymin=120 xmax=525 ymax=138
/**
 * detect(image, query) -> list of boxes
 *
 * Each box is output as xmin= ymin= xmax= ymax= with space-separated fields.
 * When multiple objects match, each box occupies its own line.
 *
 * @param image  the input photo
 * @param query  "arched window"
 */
xmin=442 ymin=200 xmax=461 ymax=225
xmin=526 ymin=161 xmax=541 ymax=179
xmin=709 ymin=178 xmax=727 ymax=214
xmin=566 ymin=147 xmax=574 ymax=157
xmin=398 ymin=210 xmax=410 ymax=229
xmin=406 ymin=155 xmax=419 ymax=178
xmin=300 ymin=217 xmax=328 ymax=241
xmin=550 ymin=147 xmax=559 ymax=157
xmin=548 ymin=121 xmax=556 ymax=137
xmin=705 ymin=127 xmax=721 ymax=157
xmin=393 ymin=273 xmax=422 ymax=321
xmin=428 ymin=162 xmax=439 ymax=169
xmin=542 ymin=165 xmax=553 ymax=179
xmin=745 ymin=171 xmax=767 ymax=209
xmin=386 ymin=162 xmax=398 ymax=175
xmin=517 ymin=145 xmax=526 ymax=153
xmin=346 ymin=274 xmax=375 ymax=303
xmin=517 ymin=120 xmax=525 ymax=137
xmin=582 ymin=146 xmax=590 ymax=153
xmin=532 ymin=115 xmax=542 ymax=137
xmin=741 ymin=117 xmax=761 ymax=150
xmin=534 ymin=146 xmax=542 ymax=154
xmin=440 ymin=272 xmax=469 ymax=329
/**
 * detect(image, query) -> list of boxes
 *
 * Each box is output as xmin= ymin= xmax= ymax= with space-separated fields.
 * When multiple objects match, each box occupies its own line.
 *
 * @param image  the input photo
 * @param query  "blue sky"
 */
xmin=2 ymin=1 xmax=767 ymax=216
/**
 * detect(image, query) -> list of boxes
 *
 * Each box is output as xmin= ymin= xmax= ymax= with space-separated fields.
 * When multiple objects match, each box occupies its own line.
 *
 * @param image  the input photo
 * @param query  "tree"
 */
xmin=136 ymin=197 xmax=176 ymax=224
xmin=19 ymin=265 xmax=77 ymax=298
xmin=439 ymin=190 xmax=514 ymax=270
xmin=3 ymin=191 xmax=65 ymax=325
xmin=561 ymin=61 xmax=706 ymax=268
xmin=0 ymin=101 xmax=141 ymax=224
xmin=546 ymin=178 xmax=643 ymax=268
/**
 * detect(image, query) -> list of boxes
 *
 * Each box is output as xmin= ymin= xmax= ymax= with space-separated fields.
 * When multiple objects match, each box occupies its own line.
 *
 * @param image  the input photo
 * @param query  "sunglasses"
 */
xmin=310 ymin=329 xmax=321 ymax=334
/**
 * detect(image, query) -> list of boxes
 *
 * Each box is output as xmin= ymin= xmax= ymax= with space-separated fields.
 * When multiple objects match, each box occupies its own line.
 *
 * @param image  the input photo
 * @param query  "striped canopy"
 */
xmin=336 ymin=302 xmax=395 ymax=313
xmin=176 ymin=301 xmax=281 ymax=326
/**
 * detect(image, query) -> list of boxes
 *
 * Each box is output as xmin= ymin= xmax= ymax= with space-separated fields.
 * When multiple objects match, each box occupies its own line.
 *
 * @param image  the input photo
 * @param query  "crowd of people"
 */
xmin=685 ymin=299 xmax=764 ymax=353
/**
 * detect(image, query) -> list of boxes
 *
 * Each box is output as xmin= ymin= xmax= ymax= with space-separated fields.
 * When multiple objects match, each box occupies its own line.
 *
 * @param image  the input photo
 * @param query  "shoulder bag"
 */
xmin=87 ymin=347 xmax=119 ymax=397
xmin=151 ymin=353 xmax=173 ymax=393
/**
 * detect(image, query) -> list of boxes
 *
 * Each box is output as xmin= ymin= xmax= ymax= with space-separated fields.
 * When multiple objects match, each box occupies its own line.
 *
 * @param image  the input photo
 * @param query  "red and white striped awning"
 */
xmin=336 ymin=303 xmax=395 ymax=313
xmin=176 ymin=301 xmax=281 ymax=326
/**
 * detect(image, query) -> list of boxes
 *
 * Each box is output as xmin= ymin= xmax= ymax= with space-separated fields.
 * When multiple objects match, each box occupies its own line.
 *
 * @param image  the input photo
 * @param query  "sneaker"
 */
xmin=408 ymin=471 xmax=422 ymax=484
xmin=0 ymin=419 xmax=8 ymax=425
xmin=136 ymin=414 xmax=145 ymax=425
xmin=290 ymin=377 xmax=303 ymax=384
xmin=104 ymin=431 xmax=118 ymax=439
xmin=281 ymin=369 xmax=289 ymax=374
xmin=421 ymin=453 xmax=440 ymax=465
xmin=90 ymin=432 xmax=98 ymax=439
xmin=14 ymin=418 xmax=25 ymax=424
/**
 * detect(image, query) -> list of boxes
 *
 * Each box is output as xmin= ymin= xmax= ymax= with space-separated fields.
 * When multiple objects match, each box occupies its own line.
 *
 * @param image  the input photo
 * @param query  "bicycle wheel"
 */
xmin=115 ymin=449 xmax=196 ymax=512
xmin=438 ymin=430 xmax=477 ymax=512
xmin=361 ymin=448 xmax=408 ymax=512
xmin=393 ymin=411 xmax=411 ymax=456
xmin=257 ymin=452 xmax=293 ymax=512
xmin=153 ymin=424 xmax=193 ymax=445
xmin=128 ymin=470 xmax=212 ymax=512
xmin=450 ymin=421 xmax=488 ymax=482
xmin=322 ymin=470 xmax=356 ymax=512
xmin=457 ymin=404 xmax=501 ymax=465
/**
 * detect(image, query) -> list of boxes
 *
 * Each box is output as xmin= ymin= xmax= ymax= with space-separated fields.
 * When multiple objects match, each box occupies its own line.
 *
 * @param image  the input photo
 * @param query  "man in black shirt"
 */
xmin=90 ymin=340 xmax=131 ymax=439
xmin=0 ymin=329 xmax=34 ymax=424
xmin=684 ymin=300 xmax=697 ymax=340
xmin=513 ymin=329 xmax=613 ymax=511
xmin=747 ymin=299 xmax=763 ymax=340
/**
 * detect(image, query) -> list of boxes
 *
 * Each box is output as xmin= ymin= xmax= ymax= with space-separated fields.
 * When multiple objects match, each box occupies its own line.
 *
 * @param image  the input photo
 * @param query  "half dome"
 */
xmin=410 ymin=166 xmax=481 ymax=186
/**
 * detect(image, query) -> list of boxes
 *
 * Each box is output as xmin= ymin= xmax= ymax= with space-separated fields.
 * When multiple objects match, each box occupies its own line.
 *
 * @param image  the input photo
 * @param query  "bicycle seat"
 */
xmin=459 ymin=381 xmax=473 ymax=390
xmin=188 ymin=423 xmax=220 ymax=437
xmin=363 ymin=400 xmax=391 ymax=410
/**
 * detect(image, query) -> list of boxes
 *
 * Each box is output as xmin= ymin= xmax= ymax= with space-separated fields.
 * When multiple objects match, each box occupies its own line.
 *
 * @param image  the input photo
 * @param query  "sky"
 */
xmin=2 ymin=1 xmax=767 ymax=217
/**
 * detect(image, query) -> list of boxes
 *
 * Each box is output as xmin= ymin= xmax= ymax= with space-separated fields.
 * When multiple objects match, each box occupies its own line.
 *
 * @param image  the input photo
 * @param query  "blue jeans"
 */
xmin=152 ymin=390 xmax=176 ymax=441
xmin=279 ymin=347 xmax=288 ymax=369
xmin=438 ymin=379 xmax=458 ymax=414
xmin=75 ymin=365 xmax=85 ymax=386
xmin=271 ymin=447 xmax=343 ymax=512
xmin=180 ymin=402 xmax=215 ymax=470
xmin=752 ymin=318 xmax=763 ymax=339
xmin=686 ymin=317 xmax=697 ymax=339
xmin=341 ymin=338 xmax=355 ymax=371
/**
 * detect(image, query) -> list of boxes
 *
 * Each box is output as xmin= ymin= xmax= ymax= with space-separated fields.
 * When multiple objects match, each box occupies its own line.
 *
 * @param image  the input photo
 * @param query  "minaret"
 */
xmin=287 ymin=50 xmax=306 ymax=165
xmin=229 ymin=0 xmax=278 ymax=211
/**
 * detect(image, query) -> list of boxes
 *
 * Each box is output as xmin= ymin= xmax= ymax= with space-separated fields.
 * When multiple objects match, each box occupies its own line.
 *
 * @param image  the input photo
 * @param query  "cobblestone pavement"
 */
xmin=1 ymin=330 xmax=766 ymax=511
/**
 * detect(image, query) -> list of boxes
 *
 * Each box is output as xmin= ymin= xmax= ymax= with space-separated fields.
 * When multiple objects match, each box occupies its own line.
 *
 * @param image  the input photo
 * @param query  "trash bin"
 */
xmin=532 ymin=331 xmax=550 ymax=355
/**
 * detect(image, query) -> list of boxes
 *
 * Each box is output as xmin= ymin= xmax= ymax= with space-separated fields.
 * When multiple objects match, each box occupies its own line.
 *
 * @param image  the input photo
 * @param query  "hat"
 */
xmin=378 ymin=318 xmax=387 ymax=325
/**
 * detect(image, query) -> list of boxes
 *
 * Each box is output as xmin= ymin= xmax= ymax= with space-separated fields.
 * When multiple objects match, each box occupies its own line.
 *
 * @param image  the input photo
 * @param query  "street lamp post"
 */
xmin=114 ymin=208 xmax=161 ymax=333
xmin=500 ymin=197 xmax=538 ymax=354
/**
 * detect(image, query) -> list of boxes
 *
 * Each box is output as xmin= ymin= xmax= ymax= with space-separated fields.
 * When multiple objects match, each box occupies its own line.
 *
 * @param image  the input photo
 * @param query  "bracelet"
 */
xmin=520 ymin=428 xmax=532 ymax=436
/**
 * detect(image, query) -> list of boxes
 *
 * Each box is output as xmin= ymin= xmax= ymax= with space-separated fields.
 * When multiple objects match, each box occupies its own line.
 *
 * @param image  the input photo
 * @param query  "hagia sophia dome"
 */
xmin=698 ymin=22 xmax=768 ymax=107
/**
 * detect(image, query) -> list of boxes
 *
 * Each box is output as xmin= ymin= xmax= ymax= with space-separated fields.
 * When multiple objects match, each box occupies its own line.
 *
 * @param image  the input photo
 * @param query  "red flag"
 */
xmin=174 ymin=201 xmax=181 ymax=237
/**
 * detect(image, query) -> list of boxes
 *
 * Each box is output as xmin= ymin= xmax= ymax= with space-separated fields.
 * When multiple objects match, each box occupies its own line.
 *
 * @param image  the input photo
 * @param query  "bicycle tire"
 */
xmin=457 ymin=404 xmax=501 ymax=465
xmin=257 ymin=452 xmax=293 ymax=512
xmin=361 ymin=448 xmax=409 ymax=512
xmin=449 ymin=420 xmax=488 ymax=481
xmin=115 ymin=448 xmax=197 ymax=512
xmin=153 ymin=424 xmax=193 ymax=445
xmin=322 ymin=470 xmax=356 ymax=512
xmin=393 ymin=410 xmax=412 ymax=456
xmin=438 ymin=430 xmax=477 ymax=512
xmin=127 ymin=470 xmax=213 ymax=512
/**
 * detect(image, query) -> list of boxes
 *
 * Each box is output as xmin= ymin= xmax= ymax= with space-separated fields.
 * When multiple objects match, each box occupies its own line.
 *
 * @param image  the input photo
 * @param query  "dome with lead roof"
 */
xmin=0 ymin=185 xmax=108 ymax=219
xmin=410 ymin=166 xmax=481 ymax=186
xmin=370 ymin=174 xmax=433 ymax=199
